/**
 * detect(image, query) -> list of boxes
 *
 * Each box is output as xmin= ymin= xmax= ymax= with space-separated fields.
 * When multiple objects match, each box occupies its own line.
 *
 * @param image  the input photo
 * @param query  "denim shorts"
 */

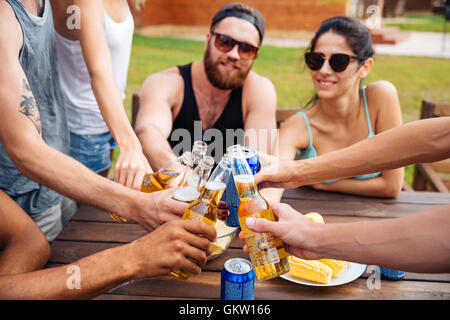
xmin=69 ymin=131 xmax=118 ymax=173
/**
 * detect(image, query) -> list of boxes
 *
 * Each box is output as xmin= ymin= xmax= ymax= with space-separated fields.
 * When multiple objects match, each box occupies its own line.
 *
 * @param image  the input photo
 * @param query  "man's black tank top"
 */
xmin=169 ymin=63 xmax=244 ymax=161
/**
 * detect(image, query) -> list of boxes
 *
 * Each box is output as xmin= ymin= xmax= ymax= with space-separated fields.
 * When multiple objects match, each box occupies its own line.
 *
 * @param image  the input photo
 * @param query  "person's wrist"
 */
xmin=119 ymin=241 xmax=146 ymax=280
xmin=303 ymin=222 xmax=329 ymax=259
xmin=116 ymin=132 xmax=143 ymax=153
xmin=289 ymin=160 xmax=307 ymax=187
xmin=116 ymin=188 xmax=142 ymax=222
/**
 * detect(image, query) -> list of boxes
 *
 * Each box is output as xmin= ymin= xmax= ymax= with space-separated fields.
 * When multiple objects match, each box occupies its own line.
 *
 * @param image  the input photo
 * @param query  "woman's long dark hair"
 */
xmin=304 ymin=16 xmax=375 ymax=108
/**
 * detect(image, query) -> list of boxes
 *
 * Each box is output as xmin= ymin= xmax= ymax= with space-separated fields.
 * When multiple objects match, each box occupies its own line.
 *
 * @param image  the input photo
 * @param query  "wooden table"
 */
xmin=46 ymin=188 xmax=450 ymax=300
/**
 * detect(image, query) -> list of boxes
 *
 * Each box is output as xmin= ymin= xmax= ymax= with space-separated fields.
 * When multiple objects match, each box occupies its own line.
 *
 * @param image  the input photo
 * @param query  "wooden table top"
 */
xmin=46 ymin=188 xmax=450 ymax=300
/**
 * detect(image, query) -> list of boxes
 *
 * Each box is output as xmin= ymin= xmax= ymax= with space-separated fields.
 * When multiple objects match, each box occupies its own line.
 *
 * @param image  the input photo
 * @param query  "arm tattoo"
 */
xmin=19 ymin=79 xmax=42 ymax=135
xmin=23 ymin=79 xmax=31 ymax=92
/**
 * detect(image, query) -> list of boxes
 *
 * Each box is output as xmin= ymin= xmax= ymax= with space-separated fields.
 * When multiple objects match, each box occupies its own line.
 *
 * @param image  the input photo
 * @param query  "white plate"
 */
xmin=280 ymin=262 xmax=367 ymax=287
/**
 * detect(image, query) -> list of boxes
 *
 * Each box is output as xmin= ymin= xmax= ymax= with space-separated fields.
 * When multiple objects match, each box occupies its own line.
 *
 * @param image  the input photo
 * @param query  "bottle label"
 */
xmin=239 ymin=210 xmax=288 ymax=268
xmin=183 ymin=209 xmax=216 ymax=227
xmin=266 ymin=247 xmax=280 ymax=264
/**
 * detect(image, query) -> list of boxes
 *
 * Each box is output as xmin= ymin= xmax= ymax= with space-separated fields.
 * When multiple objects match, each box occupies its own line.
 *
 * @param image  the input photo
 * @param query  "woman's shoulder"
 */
xmin=364 ymin=81 xmax=402 ymax=130
xmin=278 ymin=111 xmax=311 ymax=149
xmin=365 ymin=80 xmax=399 ymax=99
xmin=365 ymin=81 xmax=400 ymax=111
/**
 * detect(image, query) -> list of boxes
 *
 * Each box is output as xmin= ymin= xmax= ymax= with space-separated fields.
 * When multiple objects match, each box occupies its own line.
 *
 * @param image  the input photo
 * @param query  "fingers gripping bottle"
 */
xmin=109 ymin=152 xmax=192 ymax=222
xmin=229 ymin=147 xmax=289 ymax=280
xmin=170 ymin=154 xmax=232 ymax=280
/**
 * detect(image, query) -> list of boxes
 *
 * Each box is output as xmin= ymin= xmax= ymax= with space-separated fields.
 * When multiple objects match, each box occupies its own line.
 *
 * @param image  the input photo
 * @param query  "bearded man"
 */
xmin=136 ymin=3 xmax=277 ymax=168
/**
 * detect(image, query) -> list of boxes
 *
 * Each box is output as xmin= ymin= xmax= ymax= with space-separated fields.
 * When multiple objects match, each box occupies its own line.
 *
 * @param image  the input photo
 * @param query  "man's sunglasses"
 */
xmin=305 ymin=52 xmax=359 ymax=72
xmin=211 ymin=31 xmax=259 ymax=60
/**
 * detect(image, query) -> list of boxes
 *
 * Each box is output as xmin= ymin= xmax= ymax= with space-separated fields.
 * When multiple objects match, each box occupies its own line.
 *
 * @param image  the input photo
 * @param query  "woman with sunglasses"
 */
xmin=264 ymin=16 xmax=403 ymax=201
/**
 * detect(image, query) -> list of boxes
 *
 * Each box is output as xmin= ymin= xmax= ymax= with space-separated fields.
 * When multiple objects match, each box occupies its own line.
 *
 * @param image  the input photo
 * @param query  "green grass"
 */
xmin=121 ymin=34 xmax=450 ymax=185
xmin=385 ymin=12 xmax=448 ymax=33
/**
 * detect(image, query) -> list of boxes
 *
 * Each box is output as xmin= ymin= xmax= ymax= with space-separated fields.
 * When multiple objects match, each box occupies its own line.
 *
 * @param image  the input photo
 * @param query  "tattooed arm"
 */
xmin=20 ymin=80 xmax=42 ymax=135
xmin=0 ymin=2 xmax=187 ymax=232
xmin=0 ymin=6 xmax=42 ymax=140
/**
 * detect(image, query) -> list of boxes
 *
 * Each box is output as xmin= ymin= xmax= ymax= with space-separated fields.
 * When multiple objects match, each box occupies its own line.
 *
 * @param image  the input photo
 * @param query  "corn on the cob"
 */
xmin=304 ymin=212 xmax=324 ymax=224
xmin=318 ymin=259 xmax=349 ymax=278
xmin=301 ymin=212 xmax=349 ymax=281
xmin=288 ymin=256 xmax=332 ymax=284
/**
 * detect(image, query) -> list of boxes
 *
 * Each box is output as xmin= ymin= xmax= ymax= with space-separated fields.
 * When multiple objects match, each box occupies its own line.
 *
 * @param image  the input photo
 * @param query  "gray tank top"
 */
xmin=0 ymin=0 xmax=69 ymax=216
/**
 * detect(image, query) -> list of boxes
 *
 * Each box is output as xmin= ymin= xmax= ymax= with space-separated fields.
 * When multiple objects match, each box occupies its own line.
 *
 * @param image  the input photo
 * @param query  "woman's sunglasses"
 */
xmin=305 ymin=52 xmax=359 ymax=72
xmin=211 ymin=31 xmax=259 ymax=60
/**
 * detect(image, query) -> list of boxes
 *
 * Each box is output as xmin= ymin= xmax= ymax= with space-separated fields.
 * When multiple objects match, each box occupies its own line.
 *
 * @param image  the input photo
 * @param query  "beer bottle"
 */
xmin=177 ymin=140 xmax=208 ymax=187
xmin=141 ymin=152 xmax=192 ymax=193
xmin=229 ymin=147 xmax=290 ymax=280
xmin=109 ymin=152 xmax=191 ymax=223
xmin=170 ymin=154 xmax=232 ymax=280
xmin=172 ymin=156 xmax=214 ymax=204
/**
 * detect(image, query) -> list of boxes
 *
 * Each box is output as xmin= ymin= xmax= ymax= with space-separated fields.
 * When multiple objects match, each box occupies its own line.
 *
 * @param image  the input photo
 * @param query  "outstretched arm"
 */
xmin=242 ymin=72 xmax=277 ymax=154
xmin=135 ymin=70 xmax=182 ymax=171
xmin=0 ymin=4 xmax=185 ymax=232
xmin=76 ymin=0 xmax=151 ymax=189
xmin=243 ymin=202 xmax=450 ymax=273
xmin=255 ymin=117 xmax=450 ymax=189
xmin=0 ymin=219 xmax=216 ymax=299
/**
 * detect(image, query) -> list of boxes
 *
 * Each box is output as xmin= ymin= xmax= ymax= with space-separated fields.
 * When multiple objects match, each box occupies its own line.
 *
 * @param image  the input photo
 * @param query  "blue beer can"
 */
xmin=223 ymin=146 xmax=260 ymax=227
xmin=242 ymin=146 xmax=260 ymax=175
xmin=379 ymin=267 xmax=406 ymax=280
xmin=221 ymin=258 xmax=255 ymax=300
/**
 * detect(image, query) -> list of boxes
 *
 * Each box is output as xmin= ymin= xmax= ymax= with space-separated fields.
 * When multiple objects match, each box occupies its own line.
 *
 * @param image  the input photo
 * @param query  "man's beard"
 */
xmin=203 ymin=42 xmax=253 ymax=90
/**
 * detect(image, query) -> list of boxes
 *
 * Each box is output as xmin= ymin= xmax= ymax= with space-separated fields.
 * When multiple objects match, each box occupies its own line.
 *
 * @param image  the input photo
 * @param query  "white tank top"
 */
xmin=55 ymin=1 xmax=134 ymax=135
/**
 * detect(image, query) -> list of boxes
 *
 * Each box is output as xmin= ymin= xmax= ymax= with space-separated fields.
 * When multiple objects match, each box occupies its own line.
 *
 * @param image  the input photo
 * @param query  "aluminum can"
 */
xmin=220 ymin=258 xmax=255 ymax=300
xmin=379 ymin=267 xmax=406 ymax=280
xmin=223 ymin=146 xmax=260 ymax=227
xmin=242 ymin=146 xmax=260 ymax=175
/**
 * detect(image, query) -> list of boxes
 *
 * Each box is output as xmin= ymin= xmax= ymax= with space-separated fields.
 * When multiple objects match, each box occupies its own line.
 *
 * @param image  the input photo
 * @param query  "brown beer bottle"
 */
xmin=230 ymin=147 xmax=290 ymax=280
xmin=170 ymin=154 xmax=232 ymax=279
xmin=109 ymin=152 xmax=191 ymax=222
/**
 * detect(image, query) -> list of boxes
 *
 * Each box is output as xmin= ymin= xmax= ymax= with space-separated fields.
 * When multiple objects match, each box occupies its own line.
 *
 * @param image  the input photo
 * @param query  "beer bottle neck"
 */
xmin=234 ymin=174 xmax=260 ymax=199
xmin=199 ymin=180 xmax=226 ymax=207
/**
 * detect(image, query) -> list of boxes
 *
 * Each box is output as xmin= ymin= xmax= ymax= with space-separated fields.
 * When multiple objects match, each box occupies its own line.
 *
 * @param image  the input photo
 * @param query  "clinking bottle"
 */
xmin=109 ymin=152 xmax=191 ymax=223
xmin=170 ymin=154 xmax=232 ymax=280
xmin=229 ymin=146 xmax=290 ymax=280
xmin=172 ymin=156 xmax=214 ymax=204
xmin=176 ymin=140 xmax=208 ymax=188
xmin=110 ymin=140 xmax=206 ymax=223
